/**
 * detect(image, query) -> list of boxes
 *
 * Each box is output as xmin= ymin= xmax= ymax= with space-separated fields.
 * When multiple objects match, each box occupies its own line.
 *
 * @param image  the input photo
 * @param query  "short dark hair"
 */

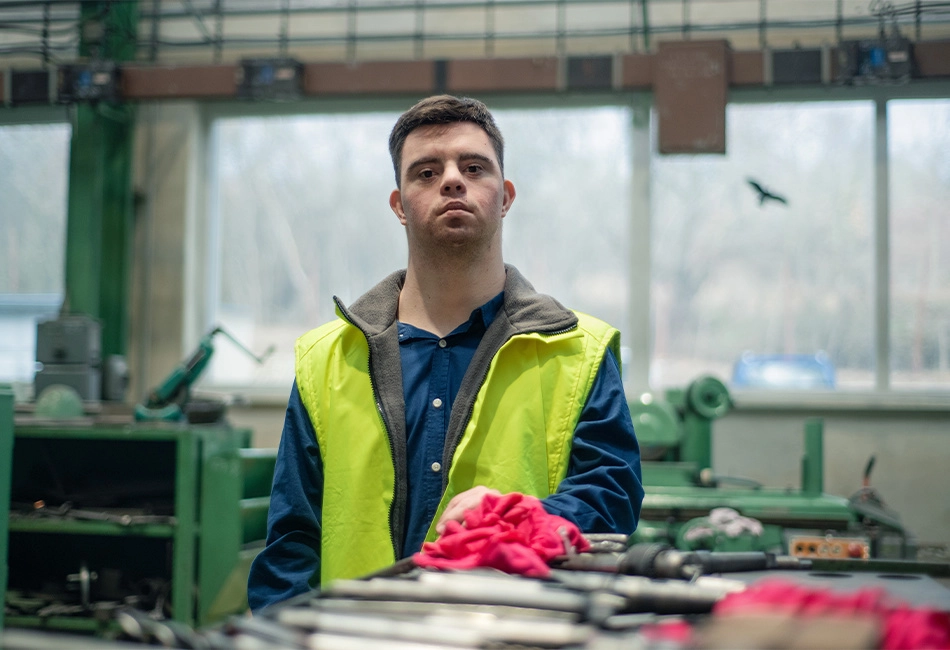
xmin=388 ymin=94 xmax=505 ymax=187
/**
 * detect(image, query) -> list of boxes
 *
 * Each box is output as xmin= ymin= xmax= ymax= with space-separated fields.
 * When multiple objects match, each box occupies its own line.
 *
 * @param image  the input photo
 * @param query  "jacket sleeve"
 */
xmin=246 ymin=381 xmax=323 ymax=612
xmin=541 ymin=348 xmax=644 ymax=534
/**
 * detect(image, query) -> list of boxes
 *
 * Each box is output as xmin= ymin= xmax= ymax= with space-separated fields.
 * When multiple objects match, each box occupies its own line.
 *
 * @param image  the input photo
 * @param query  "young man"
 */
xmin=247 ymin=95 xmax=643 ymax=611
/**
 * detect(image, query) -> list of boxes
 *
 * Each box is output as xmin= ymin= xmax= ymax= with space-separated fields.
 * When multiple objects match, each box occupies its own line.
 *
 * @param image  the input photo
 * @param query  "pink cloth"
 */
xmin=413 ymin=492 xmax=589 ymax=577
xmin=714 ymin=579 xmax=950 ymax=650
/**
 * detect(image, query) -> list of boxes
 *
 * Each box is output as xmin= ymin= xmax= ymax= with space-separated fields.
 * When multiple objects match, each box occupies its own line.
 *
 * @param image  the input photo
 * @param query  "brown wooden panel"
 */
xmin=655 ymin=40 xmax=729 ymax=154
xmin=731 ymin=50 xmax=763 ymax=85
xmin=303 ymin=61 xmax=433 ymax=95
xmin=122 ymin=65 xmax=238 ymax=99
xmin=620 ymin=53 xmax=654 ymax=89
xmin=447 ymin=58 xmax=558 ymax=92
xmin=914 ymin=40 xmax=950 ymax=77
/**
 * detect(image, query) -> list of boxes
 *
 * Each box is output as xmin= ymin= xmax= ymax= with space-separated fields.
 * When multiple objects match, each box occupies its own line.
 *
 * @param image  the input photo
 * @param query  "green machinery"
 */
xmin=0 ymin=412 xmax=276 ymax=634
xmin=628 ymin=376 xmax=914 ymax=559
xmin=135 ymin=327 xmax=274 ymax=423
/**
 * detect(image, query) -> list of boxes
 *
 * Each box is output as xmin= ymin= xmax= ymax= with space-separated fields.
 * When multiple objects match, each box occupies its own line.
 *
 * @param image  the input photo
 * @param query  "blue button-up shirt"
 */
xmin=247 ymin=293 xmax=643 ymax=611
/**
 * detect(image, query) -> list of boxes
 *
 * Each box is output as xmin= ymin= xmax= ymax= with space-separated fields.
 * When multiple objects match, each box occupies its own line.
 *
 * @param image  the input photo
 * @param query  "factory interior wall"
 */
xmin=128 ymin=100 xmax=950 ymax=552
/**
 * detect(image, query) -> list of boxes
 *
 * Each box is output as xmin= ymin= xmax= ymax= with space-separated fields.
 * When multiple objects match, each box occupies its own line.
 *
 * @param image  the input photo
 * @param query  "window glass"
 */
xmin=208 ymin=106 xmax=631 ymax=386
xmin=498 ymin=107 xmax=631 ymax=338
xmin=209 ymin=112 xmax=406 ymax=385
xmin=650 ymin=101 xmax=875 ymax=391
xmin=0 ymin=123 xmax=70 ymax=383
xmin=889 ymin=99 xmax=950 ymax=390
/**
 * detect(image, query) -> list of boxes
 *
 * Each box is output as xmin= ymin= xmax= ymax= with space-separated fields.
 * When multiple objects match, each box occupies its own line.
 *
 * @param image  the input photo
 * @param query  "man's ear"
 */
xmin=501 ymin=180 xmax=516 ymax=217
xmin=390 ymin=189 xmax=407 ymax=225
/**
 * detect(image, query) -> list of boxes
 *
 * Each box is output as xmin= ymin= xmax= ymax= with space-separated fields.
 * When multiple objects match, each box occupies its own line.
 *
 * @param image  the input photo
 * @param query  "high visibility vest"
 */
xmin=295 ymin=311 xmax=620 ymax=585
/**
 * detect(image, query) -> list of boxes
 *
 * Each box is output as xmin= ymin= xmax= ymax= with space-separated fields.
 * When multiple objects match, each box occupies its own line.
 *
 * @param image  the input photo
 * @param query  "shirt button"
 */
xmin=432 ymin=398 xmax=443 ymax=409
xmin=431 ymin=462 xmax=442 ymax=473
xmin=438 ymin=339 xmax=447 ymax=348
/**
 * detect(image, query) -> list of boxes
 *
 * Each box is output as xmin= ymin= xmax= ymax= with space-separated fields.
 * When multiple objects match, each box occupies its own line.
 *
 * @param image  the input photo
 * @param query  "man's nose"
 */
xmin=442 ymin=164 xmax=465 ymax=193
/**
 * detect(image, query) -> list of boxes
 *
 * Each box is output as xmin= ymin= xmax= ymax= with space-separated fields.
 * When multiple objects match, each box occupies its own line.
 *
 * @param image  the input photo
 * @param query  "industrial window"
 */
xmin=650 ymin=101 xmax=876 ymax=391
xmin=207 ymin=106 xmax=631 ymax=387
xmin=0 ymin=122 xmax=70 ymax=384
xmin=888 ymin=99 xmax=950 ymax=390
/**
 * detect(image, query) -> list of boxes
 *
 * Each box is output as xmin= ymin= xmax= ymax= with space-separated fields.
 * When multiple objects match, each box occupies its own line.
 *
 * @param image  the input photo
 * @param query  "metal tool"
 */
xmin=556 ymin=542 xmax=811 ymax=580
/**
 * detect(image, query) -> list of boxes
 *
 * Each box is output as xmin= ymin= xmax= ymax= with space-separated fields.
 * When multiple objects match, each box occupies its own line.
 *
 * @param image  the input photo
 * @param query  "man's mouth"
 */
xmin=441 ymin=202 xmax=469 ymax=214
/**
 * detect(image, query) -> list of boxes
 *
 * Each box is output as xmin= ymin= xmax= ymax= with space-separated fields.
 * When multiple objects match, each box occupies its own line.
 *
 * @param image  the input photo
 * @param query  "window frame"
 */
xmin=191 ymin=83 xmax=950 ymax=406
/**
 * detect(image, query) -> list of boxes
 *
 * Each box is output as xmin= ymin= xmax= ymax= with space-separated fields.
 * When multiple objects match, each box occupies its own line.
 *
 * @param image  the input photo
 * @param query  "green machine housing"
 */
xmin=0 ymin=403 xmax=276 ymax=634
xmin=628 ymin=376 xmax=915 ymax=559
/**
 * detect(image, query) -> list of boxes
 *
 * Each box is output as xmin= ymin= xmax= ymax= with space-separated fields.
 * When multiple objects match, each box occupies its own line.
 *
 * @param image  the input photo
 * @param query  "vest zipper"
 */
xmin=335 ymin=298 xmax=401 ymax=559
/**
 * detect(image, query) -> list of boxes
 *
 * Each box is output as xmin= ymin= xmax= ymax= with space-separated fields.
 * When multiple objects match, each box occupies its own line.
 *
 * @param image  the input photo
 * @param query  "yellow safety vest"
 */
xmin=296 ymin=308 xmax=619 ymax=585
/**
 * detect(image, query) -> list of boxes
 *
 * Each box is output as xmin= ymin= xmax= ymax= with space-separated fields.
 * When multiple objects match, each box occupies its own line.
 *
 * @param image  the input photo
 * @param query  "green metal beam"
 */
xmin=801 ymin=418 xmax=824 ymax=497
xmin=63 ymin=1 xmax=138 ymax=358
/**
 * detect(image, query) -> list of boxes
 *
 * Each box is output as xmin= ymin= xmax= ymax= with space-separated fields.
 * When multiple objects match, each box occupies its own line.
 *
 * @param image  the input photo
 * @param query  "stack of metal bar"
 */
xmin=213 ymin=538 xmax=806 ymax=650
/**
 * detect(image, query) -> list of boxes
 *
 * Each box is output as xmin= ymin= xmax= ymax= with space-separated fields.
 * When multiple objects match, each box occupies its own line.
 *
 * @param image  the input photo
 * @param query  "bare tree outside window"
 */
xmin=0 ymin=123 xmax=70 ymax=382
xmin=889 ymin=99 xmax=950 ymax=390
xmin=651 ymin=102 xmax=875 ymax=390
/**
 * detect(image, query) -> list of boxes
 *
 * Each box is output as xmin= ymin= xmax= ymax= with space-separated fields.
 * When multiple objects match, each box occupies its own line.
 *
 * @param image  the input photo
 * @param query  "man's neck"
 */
xmin=398 ymin=256 xmax=505 ymax=337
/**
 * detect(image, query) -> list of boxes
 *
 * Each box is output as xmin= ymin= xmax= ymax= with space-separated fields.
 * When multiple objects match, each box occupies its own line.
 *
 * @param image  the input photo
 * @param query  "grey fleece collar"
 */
xmin=338 ymin=264 xmax=578 ymax=336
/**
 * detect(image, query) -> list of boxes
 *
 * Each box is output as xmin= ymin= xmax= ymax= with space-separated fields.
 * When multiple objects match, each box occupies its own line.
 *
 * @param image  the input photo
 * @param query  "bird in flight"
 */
xmin=747 ymin=178 xmax=788 ymax=206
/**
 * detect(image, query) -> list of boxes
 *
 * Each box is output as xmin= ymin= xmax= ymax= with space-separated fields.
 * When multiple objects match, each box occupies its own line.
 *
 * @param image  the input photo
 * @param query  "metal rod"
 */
xmin=180 ymin=0 xmax=214 ymax=44
xmin=485 ymin=0 xmax=495 ymax=57
xmin=556 ymin=0 xmax=566 ymax=58
xmin=346 ymin=0 xmax=357 ymax=62
xmin=641 ymin=0 xmax=649 ymax=50
xmin=681 ymin=0 xmax=689 ymax=39
xmin=836 ymin=0 xmax=843 ymax=42
xmin=874 ymin=97 xmax=891 ymax=391
xmin=414 ymin=0 xmax=424 ymax=60
xmin=279 ymin=0 xmax=289 ymax=57
xmin=41 ymin=1 xmax=50 ymax=63
xmin=213 ymin=0 xmax=222 ymax=62
xmin=627 ymin=97 xmax=652 ymax=395
xmin=149 ymin=0 xmax=159 ymax=61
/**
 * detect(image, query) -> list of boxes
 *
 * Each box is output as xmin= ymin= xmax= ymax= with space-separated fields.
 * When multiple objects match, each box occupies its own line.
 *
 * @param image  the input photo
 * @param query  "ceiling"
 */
xmin=1 ymin=0 xmax=949 ymax=68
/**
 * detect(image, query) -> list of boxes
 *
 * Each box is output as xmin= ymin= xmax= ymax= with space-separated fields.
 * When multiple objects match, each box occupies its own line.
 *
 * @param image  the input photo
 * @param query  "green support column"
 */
xmin=63 ymin=2 xmax=138 ymax=358
xmin=801 ymin=418 xmax=825 ymax=497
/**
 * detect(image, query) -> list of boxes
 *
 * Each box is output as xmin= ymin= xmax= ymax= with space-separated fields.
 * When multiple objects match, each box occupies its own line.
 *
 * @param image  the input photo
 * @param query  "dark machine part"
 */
xmin=556 ymin=543 xmax=811 ymax=580
xmin=236 ymin=58 xmax=304 ymax=101
xmin=57 ymin=61 xmax=121 ymax=103
xmin=837 ymin=0 xmax=913 ymax=84
xmin=34 ymin=314 xmax=103 ymax=402
xmin=135 ymin=326 xmax=274 ymax=422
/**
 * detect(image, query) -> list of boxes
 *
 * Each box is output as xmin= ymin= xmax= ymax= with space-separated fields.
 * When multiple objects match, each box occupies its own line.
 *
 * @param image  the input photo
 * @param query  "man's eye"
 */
xmin=420 ymin=169 xmax=434 ymax=179
xmin=466 ymin=165 xmax=482 ymax=173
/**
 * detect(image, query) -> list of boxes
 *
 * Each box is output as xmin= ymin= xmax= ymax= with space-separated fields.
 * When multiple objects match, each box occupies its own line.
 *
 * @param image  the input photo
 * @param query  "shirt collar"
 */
xmin=398 ymin=291 xmax=505 ymax=342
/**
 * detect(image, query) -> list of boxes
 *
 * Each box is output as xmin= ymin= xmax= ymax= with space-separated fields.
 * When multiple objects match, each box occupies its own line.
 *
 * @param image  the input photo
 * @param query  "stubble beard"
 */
xmin=409 ymin=216 xmax=502 ymax=268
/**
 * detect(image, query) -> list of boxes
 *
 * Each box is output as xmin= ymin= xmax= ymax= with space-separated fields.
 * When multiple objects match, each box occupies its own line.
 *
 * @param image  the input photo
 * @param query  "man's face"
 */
xmin=390 ymin=121 xmax=515 ymax=257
